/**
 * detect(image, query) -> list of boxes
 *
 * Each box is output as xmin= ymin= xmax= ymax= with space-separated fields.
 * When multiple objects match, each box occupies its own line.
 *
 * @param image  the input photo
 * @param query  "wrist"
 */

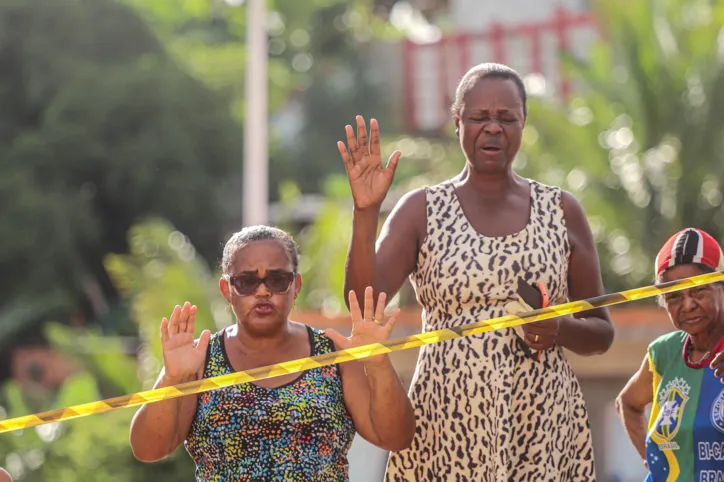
xmin=353 ymin=204 xmax=382 ymax=217
xmin=162 ymin=373 xmax=196 ymax=386
xmin=363 ymin=356 xmax=391 ymax=373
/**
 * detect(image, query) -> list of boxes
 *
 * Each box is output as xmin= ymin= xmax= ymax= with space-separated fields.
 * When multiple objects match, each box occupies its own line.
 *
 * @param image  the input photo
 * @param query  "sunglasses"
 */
xmin=227 ymin=271 xmax=296 ymax=296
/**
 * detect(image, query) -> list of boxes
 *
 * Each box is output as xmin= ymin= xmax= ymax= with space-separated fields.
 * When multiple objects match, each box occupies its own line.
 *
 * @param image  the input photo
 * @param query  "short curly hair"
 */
xmin=221 ymin=225 xmax=299 ymax=274
xmin=451 ymin=62 xmax=528 ymax=117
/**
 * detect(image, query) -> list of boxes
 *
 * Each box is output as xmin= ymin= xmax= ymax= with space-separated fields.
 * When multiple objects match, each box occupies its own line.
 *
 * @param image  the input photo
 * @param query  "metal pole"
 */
xmin=243 ymin=0 xmax=268 ymax=226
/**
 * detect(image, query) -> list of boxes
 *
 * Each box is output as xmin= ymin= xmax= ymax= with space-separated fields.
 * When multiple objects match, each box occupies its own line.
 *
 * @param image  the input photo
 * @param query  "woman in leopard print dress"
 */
xmin=337 ymin=63 xmax=614 ymax=481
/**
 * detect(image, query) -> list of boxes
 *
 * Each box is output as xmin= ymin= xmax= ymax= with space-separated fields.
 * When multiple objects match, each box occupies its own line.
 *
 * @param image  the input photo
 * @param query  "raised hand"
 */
xmin=325 ymin=287 xmax=400 ymax=367
xmin=160 ymin=302 xmax=211 ymax=382
xmin=338 ymin=116 xmax=401 ymax=210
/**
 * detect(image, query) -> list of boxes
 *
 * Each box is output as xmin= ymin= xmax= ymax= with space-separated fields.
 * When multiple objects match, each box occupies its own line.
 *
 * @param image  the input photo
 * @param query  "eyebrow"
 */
xmin=232 ymin=269 xmax=292 ymax=276
xmin=467 ymin=108 xmax=518 ymax=114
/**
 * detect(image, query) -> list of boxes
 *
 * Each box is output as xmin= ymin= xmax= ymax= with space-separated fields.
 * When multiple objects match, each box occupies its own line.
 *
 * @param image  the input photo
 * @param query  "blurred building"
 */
xmin=366 ymin=0 xmax=598 ymax=133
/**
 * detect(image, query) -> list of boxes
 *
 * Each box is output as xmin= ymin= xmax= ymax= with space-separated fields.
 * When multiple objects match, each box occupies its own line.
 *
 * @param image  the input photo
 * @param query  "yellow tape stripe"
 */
xmin=1 ymin=270 xmax=722 ymax=434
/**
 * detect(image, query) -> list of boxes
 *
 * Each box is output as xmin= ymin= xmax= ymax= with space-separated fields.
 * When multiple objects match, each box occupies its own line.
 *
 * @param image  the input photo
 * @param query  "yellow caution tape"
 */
xmin=1 ymin=270 xmax=722 ymax=434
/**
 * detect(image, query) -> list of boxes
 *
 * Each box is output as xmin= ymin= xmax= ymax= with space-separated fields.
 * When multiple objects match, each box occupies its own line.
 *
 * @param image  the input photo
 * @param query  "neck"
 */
xmin=689 ymin=322 xmax=724 ymax=353
xmin=231 ymin=320 xmax=295 ymax=352
xmin=455 ymin=165 xmax=522 ymax=197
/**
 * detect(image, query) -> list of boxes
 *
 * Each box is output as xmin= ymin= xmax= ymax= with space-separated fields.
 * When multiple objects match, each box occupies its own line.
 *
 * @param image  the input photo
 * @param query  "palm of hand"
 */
xmin=347 ymin=320 xmax=390 ymax=349
xmin=338 ymin=116 xmax=401 ymax=210
xmin=347 ymin=154 xmax=394 ymax=209
xmin=160 ymin=302 xmax=211 ymax=380
xmin=163 ymin=332 xmax=205 ymax=379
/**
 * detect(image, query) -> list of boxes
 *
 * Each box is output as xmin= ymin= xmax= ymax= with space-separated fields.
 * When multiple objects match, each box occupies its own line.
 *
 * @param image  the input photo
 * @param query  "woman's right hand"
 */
xmin=338 ymin=115 xmax=401 ymax=210
xmin=160 ymin=302 xmax=211 ymax=382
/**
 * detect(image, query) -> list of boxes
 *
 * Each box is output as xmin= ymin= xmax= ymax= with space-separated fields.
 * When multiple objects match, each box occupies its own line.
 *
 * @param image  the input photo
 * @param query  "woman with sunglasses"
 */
xmin=616 ymin=228 xmax=724 ymax=481
xmin=129 ymin=225 xmax=415 ymax=481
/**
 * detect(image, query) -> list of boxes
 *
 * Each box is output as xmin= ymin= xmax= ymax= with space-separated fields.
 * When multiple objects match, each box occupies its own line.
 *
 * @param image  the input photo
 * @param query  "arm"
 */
xmin=339 ymin=356 xmax=416 ymax=451
xmin=557 ymin=191 xmax=615 ymax=355
xmin=615 ymin=354 xmax=654 ymax=462
xmin=343 ymin=189 xmax=426 ymax=309
xmin=129 ymin=302 xmax=210 ymax=462
xmin=338 ymin=115 xmax=424 ymax=310
xmin=326 ymin=288 xmax=416 ymax=451
xmin=129 ymin=368 xmax=200 ymax=462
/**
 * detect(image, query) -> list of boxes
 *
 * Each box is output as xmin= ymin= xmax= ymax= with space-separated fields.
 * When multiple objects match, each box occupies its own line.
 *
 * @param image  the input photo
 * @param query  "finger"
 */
xmin=160 ymin=318 xmax=170 ymax=344
xmin=715 ymin=364 xmax=724 ymax=378
xmin=385 ymin=150 xmax=402 ymax=175
xmin=370 ymin=118 xmax=381 ymax=156
xmin=187 ymin=305 xmax=198 ymax=334
xmin=179 ymin=302 xmax=191 ymax=333
xmin=711 ymin=351 xmax=724 ymax=369
xmin=356 ymin=115 xmax=368 ymax=153
xmin=324 ymin=328 xmax=350 ymax=349
xmin=374 ymin=292 xmax=387 ymax=323
xmin=338 ymin=141 xmax=354 ymax=172
xmin=348 ymin=290 xmax=363 ymax=322
xmin=168 ymin=305 xmax=181 ymax=335
xmin=346 ymin=125 xmax=361 ymax=163
xmin=384 ymin=308 xmax=401 ymax=335
xmin=195 ymin=329 xmax=211 ymax=354
xmin=364 ymin=286 xmax=375 ymax=322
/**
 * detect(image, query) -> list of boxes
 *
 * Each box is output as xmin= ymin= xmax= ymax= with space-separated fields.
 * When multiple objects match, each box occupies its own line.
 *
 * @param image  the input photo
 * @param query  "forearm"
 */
xmin=344 ymin=207 xmax=382 ymax=306
xmin=364 ymin=357 xmax=415 ymax=451
xmin=616 ymin=401 xmax=648 ymax=461
xmin=557 ymin=314 xmax=614 ymax=355
xmin=129 ymin=374 xmax=193 ymax=461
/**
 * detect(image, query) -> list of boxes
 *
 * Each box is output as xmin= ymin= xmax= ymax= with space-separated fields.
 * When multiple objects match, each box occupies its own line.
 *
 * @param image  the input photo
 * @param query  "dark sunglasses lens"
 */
xmin=231 ymin=276 xmax=260 ymax=296
xmin=266 ymin=273 xmax=294 ymax=293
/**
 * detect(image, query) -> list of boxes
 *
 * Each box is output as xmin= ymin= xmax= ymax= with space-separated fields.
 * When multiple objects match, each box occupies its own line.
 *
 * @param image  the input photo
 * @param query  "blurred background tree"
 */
xmin=2 ymin=0 xmax=724 ymax=479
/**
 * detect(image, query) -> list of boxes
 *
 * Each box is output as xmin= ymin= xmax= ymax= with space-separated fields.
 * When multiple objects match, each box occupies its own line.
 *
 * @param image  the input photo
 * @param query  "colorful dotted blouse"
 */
xmin=184 ymin=326 xmax=356 ymax=481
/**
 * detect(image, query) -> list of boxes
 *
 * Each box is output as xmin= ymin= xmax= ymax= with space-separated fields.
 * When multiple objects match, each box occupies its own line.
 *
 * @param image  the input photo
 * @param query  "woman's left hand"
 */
xmin=521 ymin=318 xmax=560 ymax=351
xmin=325 ymin=287 xmax=400 ymax=367
xmin=711 ymin=351 xmax=724 ymax=382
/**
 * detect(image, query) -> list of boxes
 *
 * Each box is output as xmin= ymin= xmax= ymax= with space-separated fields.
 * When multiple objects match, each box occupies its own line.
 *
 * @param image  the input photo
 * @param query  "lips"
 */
xmin=253 ymin=302 xmax=274 ymax=315
xmin=681 ymin=316 xmax=704 ymax=325
xmin=479 ymin=143 xmax=503 ymax=153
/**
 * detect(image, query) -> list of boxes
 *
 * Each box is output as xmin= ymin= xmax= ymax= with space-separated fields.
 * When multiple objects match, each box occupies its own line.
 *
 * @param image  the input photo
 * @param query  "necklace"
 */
xmin=686 ymin=340 xmax=712 ymax=365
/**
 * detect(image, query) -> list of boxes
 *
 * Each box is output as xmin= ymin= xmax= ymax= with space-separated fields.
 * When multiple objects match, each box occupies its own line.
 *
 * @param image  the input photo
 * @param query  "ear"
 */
xmin=294 ymin=273 xmax=303 ymax=299
xmin=219 ymin=277 xmax=232 ymax=303
xmin=453 ymin=115 xmax=460 ymax=135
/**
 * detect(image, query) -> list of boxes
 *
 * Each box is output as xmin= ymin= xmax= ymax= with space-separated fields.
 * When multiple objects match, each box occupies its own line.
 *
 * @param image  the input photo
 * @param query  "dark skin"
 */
xmin=616 ymin=263 xmax=724 ymax=466
xmin=130 ymin=239 xmax=415 ymax=462
xmin=339 ymin=77 xmax=614 ymax=356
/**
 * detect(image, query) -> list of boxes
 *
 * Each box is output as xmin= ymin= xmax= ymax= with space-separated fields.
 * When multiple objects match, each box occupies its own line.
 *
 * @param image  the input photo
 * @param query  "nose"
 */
xmin=483 ymin=120 xmax=503 ymax=135
xmin=681 ymin=291 xmax=697 ymax=312
xmin=254 ymin=279 xmax=272 ymax=298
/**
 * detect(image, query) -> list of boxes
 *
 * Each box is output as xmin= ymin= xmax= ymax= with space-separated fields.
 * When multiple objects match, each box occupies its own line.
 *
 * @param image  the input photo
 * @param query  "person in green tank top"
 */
xmin=616 ymin=228 xmax=724 ymax=482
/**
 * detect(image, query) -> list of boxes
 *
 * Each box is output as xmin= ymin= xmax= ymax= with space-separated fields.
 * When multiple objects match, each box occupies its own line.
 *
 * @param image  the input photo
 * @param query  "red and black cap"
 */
xmin=655 ymin=228 xmax=724 ymax=278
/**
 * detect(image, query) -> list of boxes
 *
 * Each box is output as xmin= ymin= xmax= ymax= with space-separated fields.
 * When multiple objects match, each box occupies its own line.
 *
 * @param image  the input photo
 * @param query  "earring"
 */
xmin=455 ymin=128 xmax=459 ymax=137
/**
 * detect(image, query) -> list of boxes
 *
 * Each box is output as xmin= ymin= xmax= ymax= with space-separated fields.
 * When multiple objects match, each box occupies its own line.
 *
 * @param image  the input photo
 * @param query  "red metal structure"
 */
xmin=402 ymin=6 xmax=597 ymax=132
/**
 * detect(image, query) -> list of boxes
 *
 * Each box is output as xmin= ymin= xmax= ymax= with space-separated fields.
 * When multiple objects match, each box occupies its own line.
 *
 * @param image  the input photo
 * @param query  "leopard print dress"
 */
xmin=385 ymin=180 xmax=595 ymax=481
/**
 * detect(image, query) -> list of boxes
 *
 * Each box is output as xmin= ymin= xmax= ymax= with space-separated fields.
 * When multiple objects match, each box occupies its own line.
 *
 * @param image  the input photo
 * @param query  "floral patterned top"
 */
xmin=185 ymin=326 xmax=356 ymax=481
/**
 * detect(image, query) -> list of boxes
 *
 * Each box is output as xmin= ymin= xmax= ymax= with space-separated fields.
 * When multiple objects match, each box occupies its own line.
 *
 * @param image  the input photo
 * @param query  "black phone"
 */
xmin=514 ymin=278 xmax=544 ymax=361
xmin=516 ymin=278 xmax=543 ymax=310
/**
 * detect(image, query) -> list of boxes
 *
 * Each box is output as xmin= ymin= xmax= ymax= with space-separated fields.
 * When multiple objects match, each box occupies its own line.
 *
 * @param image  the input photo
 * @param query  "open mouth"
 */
xmin=481 ymin=146 xmax=502 ymax=153
xmin=253 ymin=302 xmax=274 ymax=315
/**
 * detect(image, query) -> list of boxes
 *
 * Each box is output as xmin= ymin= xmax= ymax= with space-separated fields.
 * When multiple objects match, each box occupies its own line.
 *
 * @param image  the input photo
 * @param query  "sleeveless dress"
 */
xmin=645 ymin=331 xmax=724 ymax=481
xmin=185 ymin=325 xmax=356 ymax=482
xmin=385 ymin=179 xmax=595 ymax=481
